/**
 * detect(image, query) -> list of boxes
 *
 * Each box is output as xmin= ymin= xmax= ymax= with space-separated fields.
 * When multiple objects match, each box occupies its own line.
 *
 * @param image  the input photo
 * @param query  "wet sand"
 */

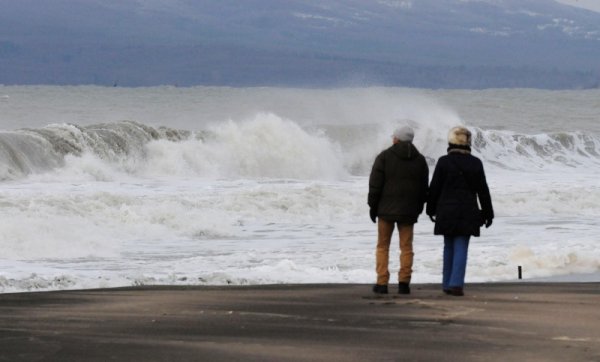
xmin=0 ymin=283 xmax=599 ymax=361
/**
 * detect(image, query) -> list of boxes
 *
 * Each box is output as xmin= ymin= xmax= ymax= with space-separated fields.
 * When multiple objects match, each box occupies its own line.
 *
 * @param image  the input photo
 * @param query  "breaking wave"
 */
xmin=1 ymin=115 xmax=599 ymax=181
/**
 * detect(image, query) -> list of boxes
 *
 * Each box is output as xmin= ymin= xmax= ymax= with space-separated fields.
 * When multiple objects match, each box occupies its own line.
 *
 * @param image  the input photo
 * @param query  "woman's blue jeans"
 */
xmin=443 ymin=235 xmax=471 ymax=289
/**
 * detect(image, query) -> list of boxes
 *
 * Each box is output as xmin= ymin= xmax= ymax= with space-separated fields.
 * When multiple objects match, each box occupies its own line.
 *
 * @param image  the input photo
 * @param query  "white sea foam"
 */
xmin=0 ymin=86 xmax=599 ymax=293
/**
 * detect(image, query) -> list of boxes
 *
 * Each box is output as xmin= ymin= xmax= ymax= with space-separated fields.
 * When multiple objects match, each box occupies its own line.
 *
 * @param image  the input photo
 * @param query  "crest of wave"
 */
xmin=141 ymin=113 xmax=348 ymax=180
xmin=473 ymin=128 xmax=600 ymax=170
xmin=0 ymin=121 xmax=180 ymax=181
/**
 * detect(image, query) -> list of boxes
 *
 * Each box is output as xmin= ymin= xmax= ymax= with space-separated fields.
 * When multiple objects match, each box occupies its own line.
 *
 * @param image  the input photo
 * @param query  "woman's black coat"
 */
xmin=426 ymin=152 xmax=494 ymax=237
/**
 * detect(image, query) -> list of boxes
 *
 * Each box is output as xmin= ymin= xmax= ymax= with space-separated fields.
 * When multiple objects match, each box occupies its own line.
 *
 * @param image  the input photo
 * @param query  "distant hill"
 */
xmin=1 ymin=0 xmax=599 ymax=88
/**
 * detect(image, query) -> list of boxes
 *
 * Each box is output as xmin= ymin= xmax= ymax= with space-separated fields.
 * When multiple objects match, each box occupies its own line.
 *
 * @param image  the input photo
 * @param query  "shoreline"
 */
xmin=3 ymin=272 xmax=600 ymax=295
xmin=1 ymin=283 xmax=599 ymax=361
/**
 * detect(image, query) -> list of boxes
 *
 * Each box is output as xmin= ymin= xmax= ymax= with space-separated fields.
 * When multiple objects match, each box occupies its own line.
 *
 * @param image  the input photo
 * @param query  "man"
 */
xmin=368 ymin=126 xmax=429 ymax=294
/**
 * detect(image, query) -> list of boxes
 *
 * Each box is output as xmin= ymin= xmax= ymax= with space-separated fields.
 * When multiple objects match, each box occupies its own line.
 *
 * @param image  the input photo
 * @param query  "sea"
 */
xmin=1 ymin=85 xmax=599 ymax=293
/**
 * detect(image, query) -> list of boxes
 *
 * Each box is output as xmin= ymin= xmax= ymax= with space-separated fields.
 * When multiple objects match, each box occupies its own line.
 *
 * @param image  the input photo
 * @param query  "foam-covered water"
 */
xmin=1 ymin=86 xmax=599 ymax=292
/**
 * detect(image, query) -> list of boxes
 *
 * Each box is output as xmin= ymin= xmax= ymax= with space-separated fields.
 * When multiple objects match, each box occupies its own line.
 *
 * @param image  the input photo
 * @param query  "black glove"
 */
xmin=485 ymin=219 xmax=493 ymax=228
xmin=369 ymin=208 xmax=377 ymax=223
xmin=429 ymin=215 xmax=436 ymax=223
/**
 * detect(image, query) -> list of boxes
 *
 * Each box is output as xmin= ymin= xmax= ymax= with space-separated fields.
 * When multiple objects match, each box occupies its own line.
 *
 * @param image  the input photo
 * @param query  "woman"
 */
xmin=427 ymin=126 xmax=494 ymax=296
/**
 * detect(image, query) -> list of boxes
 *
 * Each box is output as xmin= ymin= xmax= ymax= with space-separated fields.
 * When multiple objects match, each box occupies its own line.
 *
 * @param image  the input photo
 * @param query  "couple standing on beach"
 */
xmin=368 ymin=125 xmax=494 ymax=296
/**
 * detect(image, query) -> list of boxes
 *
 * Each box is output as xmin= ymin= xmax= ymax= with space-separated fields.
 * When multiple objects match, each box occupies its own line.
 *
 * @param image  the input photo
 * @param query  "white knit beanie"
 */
xmin=392 ymin=126 xmax=414 ymax=142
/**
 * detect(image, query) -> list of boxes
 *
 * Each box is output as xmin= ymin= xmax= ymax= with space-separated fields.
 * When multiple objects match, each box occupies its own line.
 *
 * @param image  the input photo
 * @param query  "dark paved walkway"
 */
xmin=0 ymin=283 xmax=599 ymax=361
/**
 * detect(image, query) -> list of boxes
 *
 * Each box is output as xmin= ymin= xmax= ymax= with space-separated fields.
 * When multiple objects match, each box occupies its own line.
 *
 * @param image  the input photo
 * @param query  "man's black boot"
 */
xmin=398 ymin=282 xmax=411 ymax=294
xmin=372 ymin=284 xmax=388 ymax=294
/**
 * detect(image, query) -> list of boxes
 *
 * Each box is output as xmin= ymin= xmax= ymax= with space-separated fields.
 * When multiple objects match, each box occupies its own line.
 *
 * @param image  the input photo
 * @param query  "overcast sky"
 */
xmin=556 ymin=0 xmax=600 ymax=12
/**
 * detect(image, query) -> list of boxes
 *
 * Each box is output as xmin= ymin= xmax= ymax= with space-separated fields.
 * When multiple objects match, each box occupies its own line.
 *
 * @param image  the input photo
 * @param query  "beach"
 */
xmin=1 ymin=86 xmax=599 ymax=360
xmin=1 ymin=283 xmax=599 ymax=361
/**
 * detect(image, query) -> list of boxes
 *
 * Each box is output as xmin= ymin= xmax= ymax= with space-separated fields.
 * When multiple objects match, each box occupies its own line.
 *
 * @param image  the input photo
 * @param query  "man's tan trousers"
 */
xmin=376 ymin=220 xmax=414 ymax=285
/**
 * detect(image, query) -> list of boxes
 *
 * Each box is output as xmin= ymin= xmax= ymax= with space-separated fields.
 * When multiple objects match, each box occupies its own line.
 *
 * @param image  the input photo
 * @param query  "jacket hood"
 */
xmin=390 ymin=141 xmax=420 ymax=160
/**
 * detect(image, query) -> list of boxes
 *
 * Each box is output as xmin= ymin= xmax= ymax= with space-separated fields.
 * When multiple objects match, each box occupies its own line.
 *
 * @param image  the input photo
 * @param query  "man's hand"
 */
xmin=485 ymin=219 xmax=493 ymax=228
xmin=429 ymin=215 xmax=436 ymax=223
xmin=369 ymin=208 xmax=377 ymax=223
